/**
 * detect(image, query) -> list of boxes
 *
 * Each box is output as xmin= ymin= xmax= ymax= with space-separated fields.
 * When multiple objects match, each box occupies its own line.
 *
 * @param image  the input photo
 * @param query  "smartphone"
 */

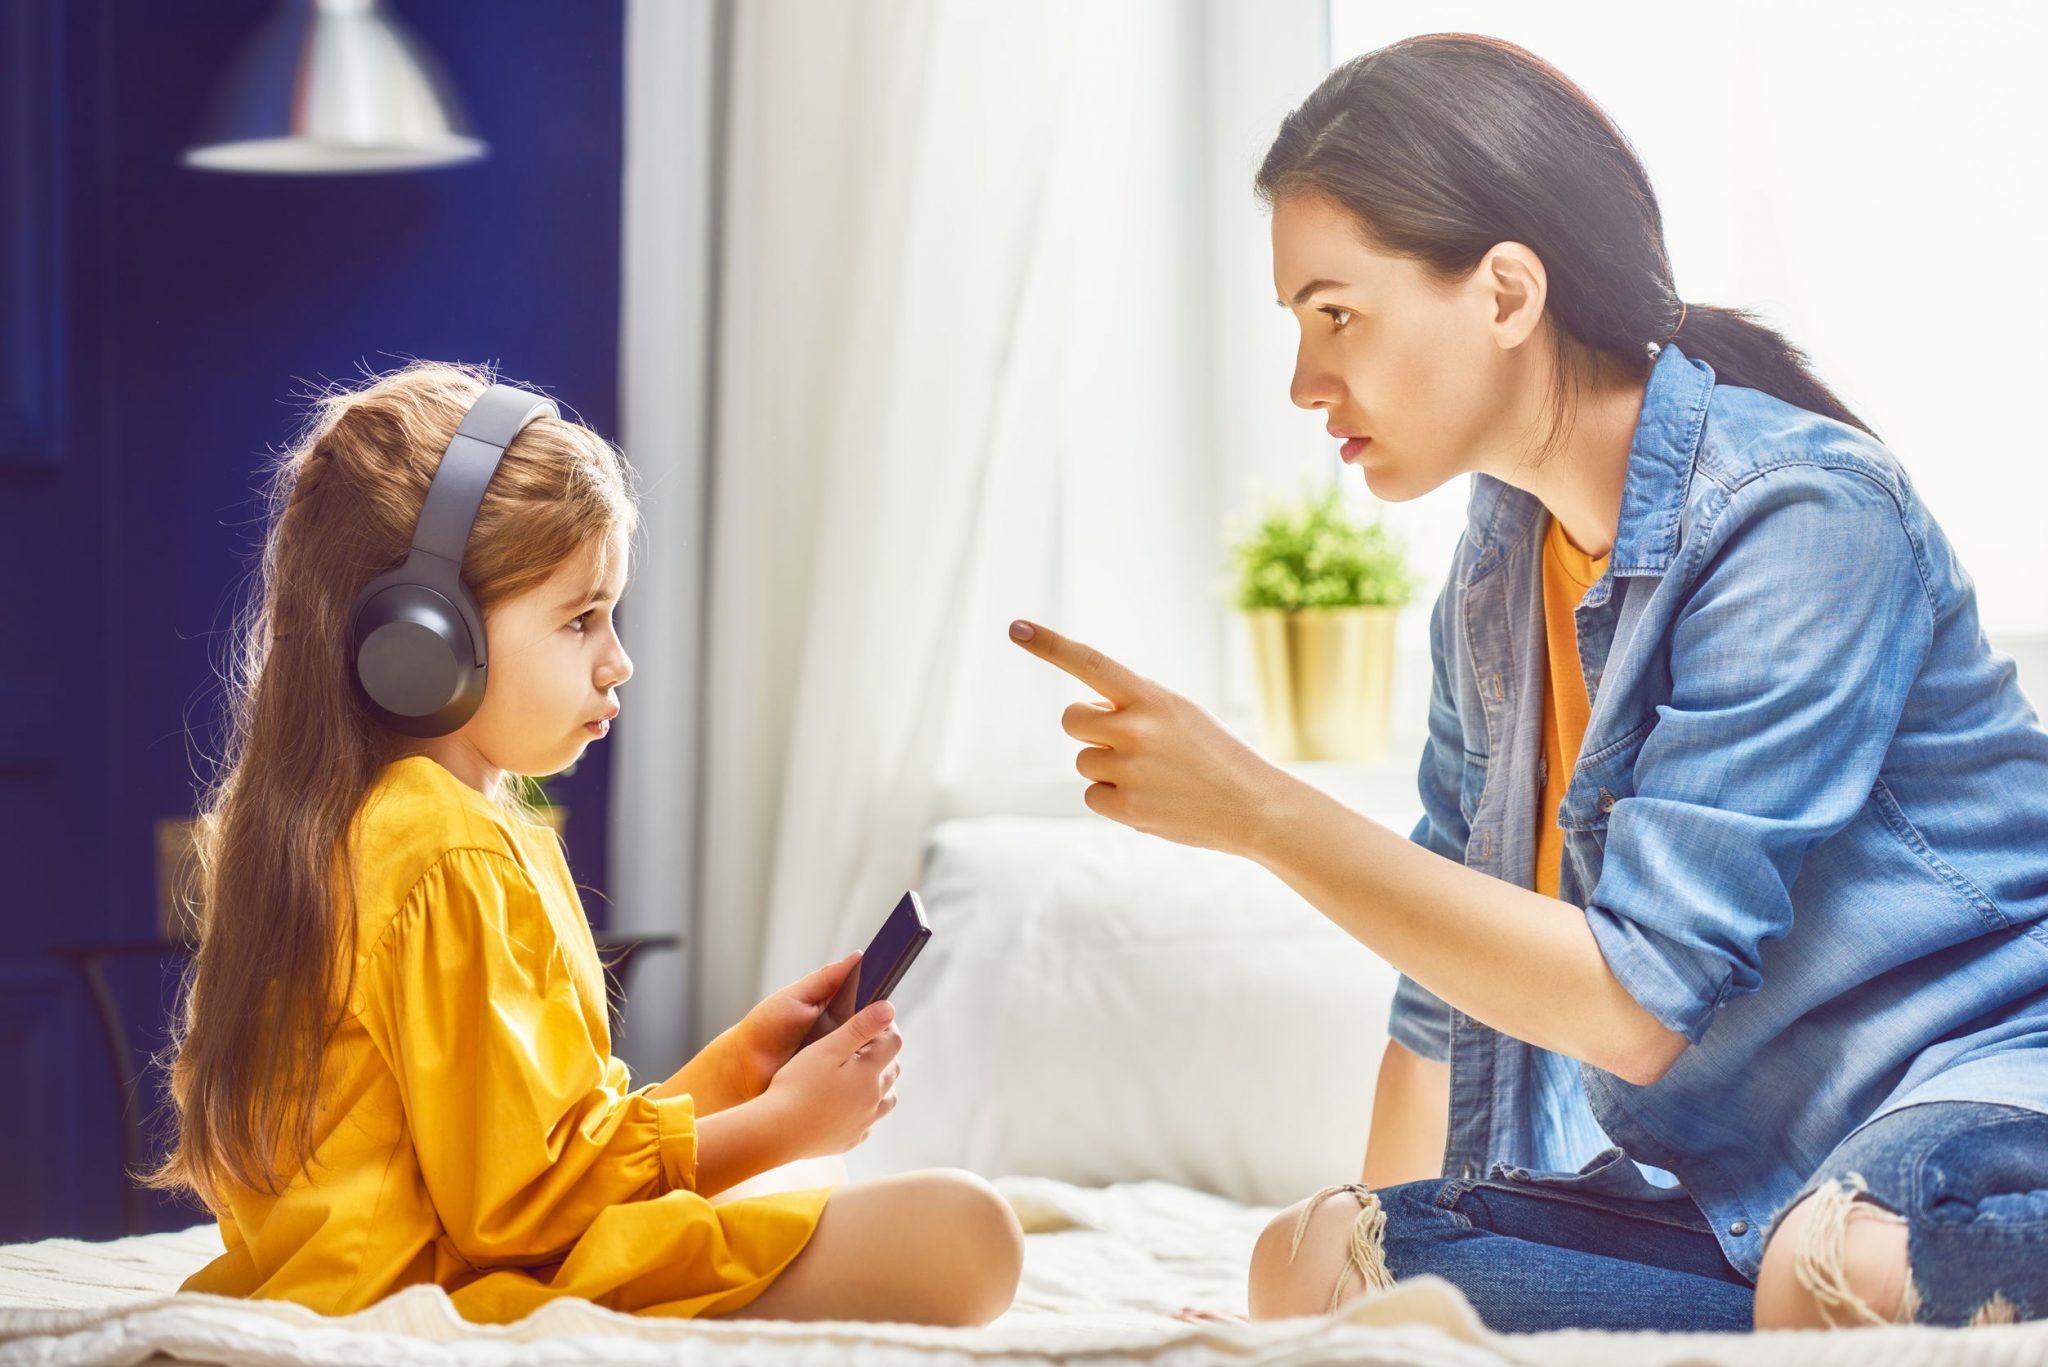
xmin=855 ymin=890 xmax=932 ymax=1009
xmin=815 ymin=891 xmax=932 ymax=1040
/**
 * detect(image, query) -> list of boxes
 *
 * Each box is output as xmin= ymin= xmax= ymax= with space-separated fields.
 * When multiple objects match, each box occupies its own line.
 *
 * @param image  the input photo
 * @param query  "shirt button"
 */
xmin=1729 ymin=1220 xmax=1750 ymax=1236
xmin=1598 ymin=788 xmax=1617 ymax=813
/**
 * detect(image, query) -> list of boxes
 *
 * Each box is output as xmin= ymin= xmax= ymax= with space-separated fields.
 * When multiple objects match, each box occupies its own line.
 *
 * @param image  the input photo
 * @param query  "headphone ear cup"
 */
xmin=351 ymin=583 xmax=487 ymax=737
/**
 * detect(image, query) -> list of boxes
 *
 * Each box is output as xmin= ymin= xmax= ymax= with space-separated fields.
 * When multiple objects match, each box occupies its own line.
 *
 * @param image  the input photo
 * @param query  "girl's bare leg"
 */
xmin=726 ymin=1168 xmax=1026 ymax=1326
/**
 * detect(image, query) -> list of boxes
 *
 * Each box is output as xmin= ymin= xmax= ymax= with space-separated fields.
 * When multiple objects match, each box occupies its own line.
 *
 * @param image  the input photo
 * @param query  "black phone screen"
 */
xmin=857 ymin=891 xmax=932 ymax=1009
xmin=812 ymin=891 xmax=933 ymax=1043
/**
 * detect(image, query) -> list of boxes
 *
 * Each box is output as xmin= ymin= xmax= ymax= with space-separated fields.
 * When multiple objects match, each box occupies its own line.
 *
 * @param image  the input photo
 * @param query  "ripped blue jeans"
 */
xmin=1365 ymin=1101 xmax=2047 ymax=1332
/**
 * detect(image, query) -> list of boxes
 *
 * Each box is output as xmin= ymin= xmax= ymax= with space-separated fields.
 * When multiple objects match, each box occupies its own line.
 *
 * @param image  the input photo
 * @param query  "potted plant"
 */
xmin=1227 ymin=483 xmax=1420 ymax=763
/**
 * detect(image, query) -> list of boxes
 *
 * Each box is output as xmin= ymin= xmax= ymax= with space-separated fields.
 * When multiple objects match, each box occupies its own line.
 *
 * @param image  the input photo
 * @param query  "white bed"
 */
xmin=5 ymin=816 xmax=2043 ymax=1365
xmin=5 ymin=1175 xmax=2042 ymax=1366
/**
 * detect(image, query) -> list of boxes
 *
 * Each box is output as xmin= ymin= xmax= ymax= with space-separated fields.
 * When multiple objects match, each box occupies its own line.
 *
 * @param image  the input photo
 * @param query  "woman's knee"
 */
xmin=1754 ymin=1178 xmax=1914 ymax=1330
xmin=1761 ymin=1102 xmax=2048 ymax=1329
xmin=1249 ymin=1182 xmax=1420 ymax=1320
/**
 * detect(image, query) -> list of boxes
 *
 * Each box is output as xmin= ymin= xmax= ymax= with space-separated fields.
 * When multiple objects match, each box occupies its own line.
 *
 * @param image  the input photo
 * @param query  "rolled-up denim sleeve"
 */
xmin=1388 ymin=568 xmax=1465 ymax=1064
xmin=1584 ymin=467 xmax=1933 ymax=1046
xmin=1388 ymin=967 xmax=1453 ymax=1062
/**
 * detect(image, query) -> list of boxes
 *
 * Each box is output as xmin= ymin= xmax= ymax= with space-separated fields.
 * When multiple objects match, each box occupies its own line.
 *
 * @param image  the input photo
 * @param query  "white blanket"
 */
xmin=3 ymin=1177 xmax=2042 ymax=1367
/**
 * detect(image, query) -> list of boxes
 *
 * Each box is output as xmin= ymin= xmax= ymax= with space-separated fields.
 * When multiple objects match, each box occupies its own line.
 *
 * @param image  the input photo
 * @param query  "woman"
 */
xmin=1009 ymin=34 xmax=2048 ymax=1332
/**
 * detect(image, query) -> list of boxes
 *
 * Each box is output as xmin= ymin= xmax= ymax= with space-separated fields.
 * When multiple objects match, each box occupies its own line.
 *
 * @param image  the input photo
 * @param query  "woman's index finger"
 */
xmin=1009 ymin=620 xmax=1145 ymax=706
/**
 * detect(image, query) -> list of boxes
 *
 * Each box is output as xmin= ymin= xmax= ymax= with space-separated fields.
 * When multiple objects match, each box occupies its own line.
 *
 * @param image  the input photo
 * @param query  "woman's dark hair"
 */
xmin=1257 ymin=33 xmax=1875 ymax=449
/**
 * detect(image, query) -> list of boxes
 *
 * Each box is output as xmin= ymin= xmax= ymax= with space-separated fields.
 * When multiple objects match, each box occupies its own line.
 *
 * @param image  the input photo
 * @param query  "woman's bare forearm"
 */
xmin=1245 ymin=771 xmax=1686 ymax=1085
xmin=1000 ymin=621 xmax=1685 ymax=1083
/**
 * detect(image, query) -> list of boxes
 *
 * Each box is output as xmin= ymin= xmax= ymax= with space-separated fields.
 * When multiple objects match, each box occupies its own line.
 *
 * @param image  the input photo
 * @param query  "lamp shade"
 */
xmin=182 ymin=0 xmax=486 ymax=174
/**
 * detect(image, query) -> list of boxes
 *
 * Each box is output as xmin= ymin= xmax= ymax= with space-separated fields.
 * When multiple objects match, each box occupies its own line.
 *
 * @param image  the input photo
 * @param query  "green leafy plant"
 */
xmin=1228 ymin=483 xmax=1420 ymax=612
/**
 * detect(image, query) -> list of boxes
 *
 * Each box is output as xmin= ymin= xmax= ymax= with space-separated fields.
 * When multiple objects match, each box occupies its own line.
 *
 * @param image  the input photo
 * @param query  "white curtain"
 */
xmin=618 ymin=0 xmax=1330 ymax=1050
xmin=611 ymin=0 xmax=720 ymax=1076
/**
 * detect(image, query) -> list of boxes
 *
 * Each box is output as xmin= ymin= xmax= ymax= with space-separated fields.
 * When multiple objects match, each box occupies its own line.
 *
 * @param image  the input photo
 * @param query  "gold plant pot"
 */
xmin=1245 ymin=606 xmax=1399 ymax=763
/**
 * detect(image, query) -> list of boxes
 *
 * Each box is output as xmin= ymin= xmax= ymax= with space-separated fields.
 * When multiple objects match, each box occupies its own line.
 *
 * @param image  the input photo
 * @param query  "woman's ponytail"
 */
xmin=1664 ymin=304 xmax=1874 ymax=437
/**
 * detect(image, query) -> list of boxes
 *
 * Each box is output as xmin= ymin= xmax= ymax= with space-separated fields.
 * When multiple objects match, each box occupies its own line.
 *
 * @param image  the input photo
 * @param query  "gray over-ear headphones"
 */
xmin=346 ymin=383 xmax=559 ymax=737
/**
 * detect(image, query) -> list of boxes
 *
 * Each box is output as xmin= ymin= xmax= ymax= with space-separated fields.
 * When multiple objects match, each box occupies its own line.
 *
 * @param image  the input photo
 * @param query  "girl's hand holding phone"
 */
xmin=762 ymin=1000 xmax=903 ymax=1156
xmin=691 ymin=1001 xmax=901 ymax=1195
xmin=670 ymin=958 xmax=902 ymax=1194
xmin=700 ymin=952 xmax=866 ymax=1110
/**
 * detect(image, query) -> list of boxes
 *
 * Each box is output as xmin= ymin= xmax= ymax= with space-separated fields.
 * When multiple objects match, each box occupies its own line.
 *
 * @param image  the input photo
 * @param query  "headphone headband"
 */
xmin=409 ymin=385 xmax=560 ymax=565
xmin=346 ymin=382 xmax=560 ymax=737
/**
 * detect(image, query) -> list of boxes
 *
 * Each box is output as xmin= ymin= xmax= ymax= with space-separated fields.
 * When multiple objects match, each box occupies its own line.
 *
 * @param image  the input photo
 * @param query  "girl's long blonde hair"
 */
xmin=144 ymin=361 xmax=639 ymax=1211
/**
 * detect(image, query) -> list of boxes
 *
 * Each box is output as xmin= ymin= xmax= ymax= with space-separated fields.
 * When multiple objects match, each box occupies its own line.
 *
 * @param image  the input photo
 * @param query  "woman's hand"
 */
xmin=1008 ymin=619 xmax=1286 ymax=856
xmin=704 ymin=953 xmax=864 ymax=1109
xmin=760 ymin=1000 xmax=903 ymax=1157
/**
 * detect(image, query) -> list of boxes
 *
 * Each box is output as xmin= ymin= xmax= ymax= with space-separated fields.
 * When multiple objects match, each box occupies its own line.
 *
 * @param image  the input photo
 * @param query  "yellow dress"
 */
xmin=179 ymin=754 xmax=831 ymax=1322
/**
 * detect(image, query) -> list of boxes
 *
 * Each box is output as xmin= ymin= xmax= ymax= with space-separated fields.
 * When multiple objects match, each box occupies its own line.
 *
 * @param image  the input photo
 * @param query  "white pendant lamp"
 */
xmin=182 ymin=0 xmax=486 ymax=175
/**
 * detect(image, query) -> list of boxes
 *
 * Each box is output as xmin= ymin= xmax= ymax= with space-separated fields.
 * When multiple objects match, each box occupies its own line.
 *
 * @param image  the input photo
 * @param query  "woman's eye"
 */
xmin=1320 ymin=306 xmax=1354 ymax=330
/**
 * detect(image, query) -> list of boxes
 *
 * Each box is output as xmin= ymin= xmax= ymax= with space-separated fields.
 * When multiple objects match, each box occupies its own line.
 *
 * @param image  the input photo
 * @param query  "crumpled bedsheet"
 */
xmin=2 ymin=1176 xmax=2042 ymax=1366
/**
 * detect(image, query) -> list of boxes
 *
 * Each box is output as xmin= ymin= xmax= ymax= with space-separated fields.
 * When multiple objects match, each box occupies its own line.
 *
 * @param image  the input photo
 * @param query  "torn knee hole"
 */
xmin=1287 ymin=1183 xmax=1395 ymax=1314
xmin=1791 ymin=1173 xmax=1921 ymax=1328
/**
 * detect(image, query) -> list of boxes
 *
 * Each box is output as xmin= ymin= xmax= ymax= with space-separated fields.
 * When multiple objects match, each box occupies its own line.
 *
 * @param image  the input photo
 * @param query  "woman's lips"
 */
xmin=1341 ymin=436 xmax=1372 ymax=463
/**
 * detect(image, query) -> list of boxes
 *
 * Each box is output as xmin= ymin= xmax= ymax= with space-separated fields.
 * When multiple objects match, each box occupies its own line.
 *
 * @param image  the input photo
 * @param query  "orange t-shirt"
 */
xmin=1536 ymin=517 xmax=1610 ymax=899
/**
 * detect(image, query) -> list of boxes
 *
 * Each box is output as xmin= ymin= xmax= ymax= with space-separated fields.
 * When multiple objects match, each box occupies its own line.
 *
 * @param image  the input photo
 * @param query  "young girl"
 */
xmin=1009 ymin=34 xmax=2048 ymax=1332
xmin=148 ymin=363 xmax=1024 ymax=1325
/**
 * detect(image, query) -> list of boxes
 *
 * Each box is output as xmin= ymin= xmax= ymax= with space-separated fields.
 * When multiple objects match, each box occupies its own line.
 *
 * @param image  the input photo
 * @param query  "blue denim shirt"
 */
xmin=1387 ymin=342 xmax=2048 ymax=1281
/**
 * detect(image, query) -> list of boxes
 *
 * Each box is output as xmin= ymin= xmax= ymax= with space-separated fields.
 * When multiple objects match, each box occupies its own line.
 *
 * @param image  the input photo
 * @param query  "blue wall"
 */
xmin=0 ymin=0 xmax=626 ymax=1240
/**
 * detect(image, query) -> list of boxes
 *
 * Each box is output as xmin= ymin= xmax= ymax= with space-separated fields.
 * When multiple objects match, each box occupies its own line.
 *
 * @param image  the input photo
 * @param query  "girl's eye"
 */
xmin=569 ymin=611 xmax=593 ymax=633
xmin=1320 ymin=306 xmax=1354 ymax=331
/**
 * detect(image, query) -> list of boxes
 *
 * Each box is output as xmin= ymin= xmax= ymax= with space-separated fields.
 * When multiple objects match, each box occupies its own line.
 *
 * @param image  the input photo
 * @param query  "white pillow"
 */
xmin=846 ymin=815 xmax=1404 ymax=1208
